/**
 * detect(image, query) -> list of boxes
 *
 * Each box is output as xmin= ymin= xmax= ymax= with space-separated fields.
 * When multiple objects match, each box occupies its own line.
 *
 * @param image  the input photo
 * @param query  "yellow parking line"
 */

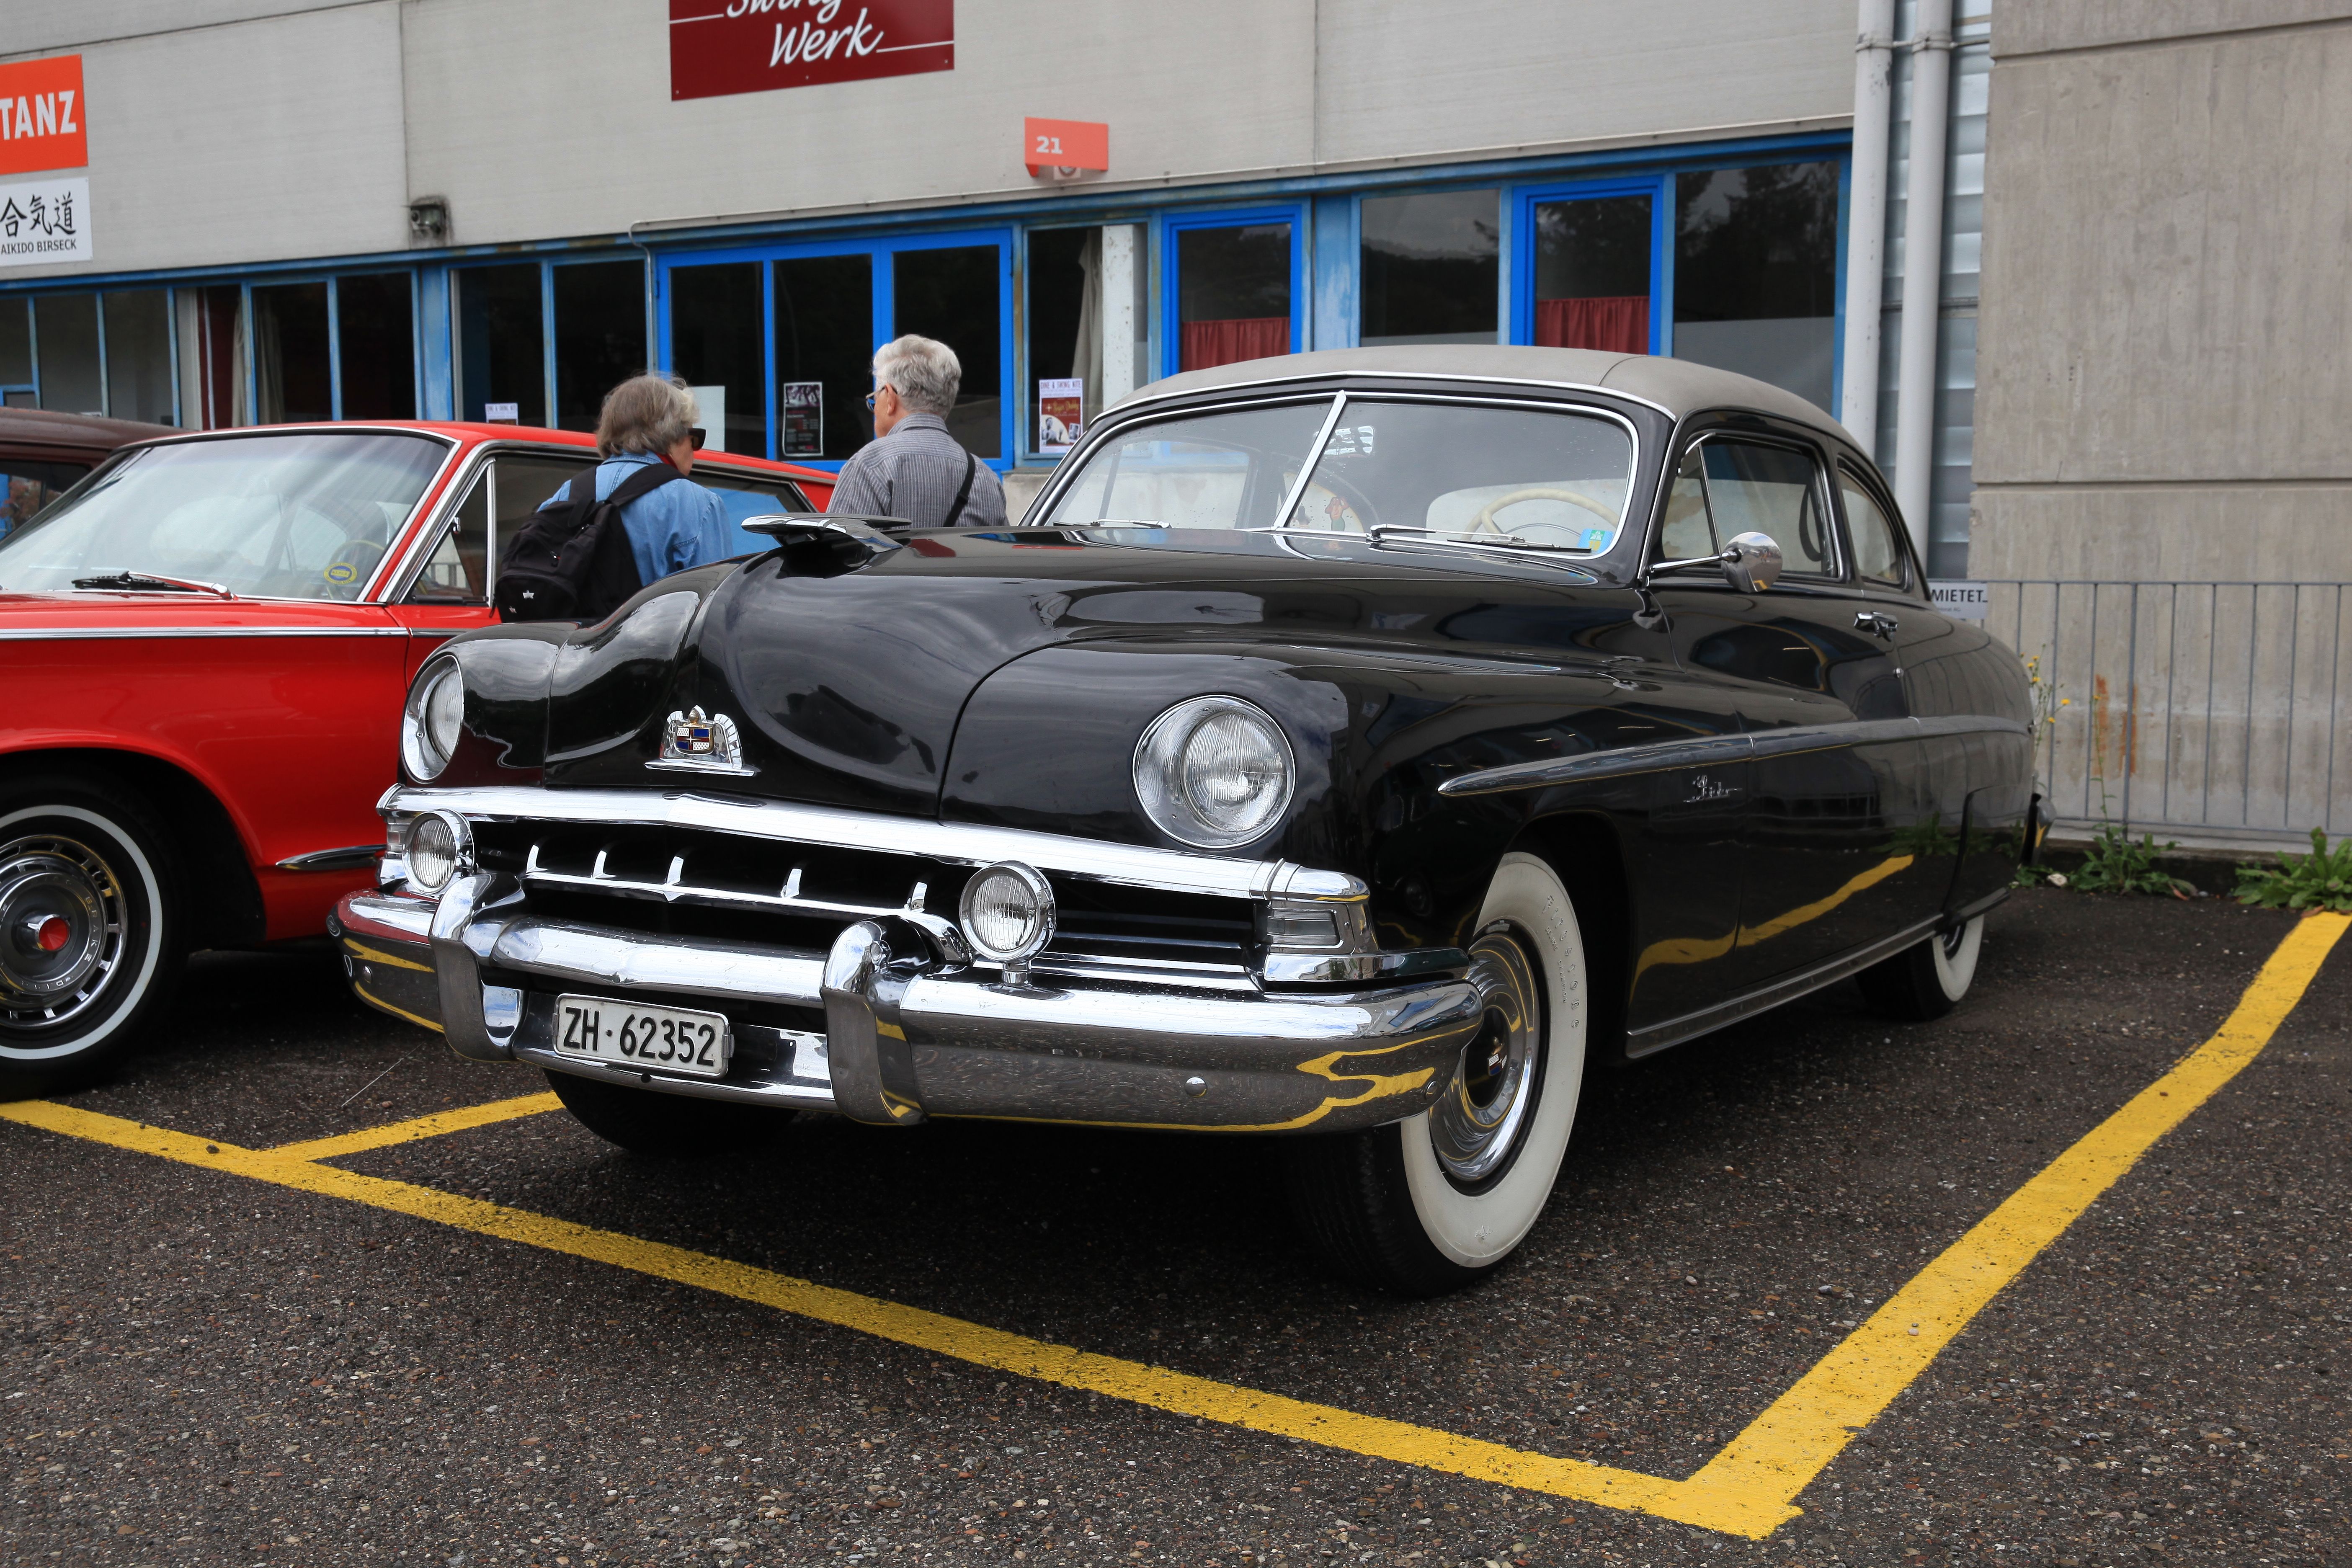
xmin=263 ymin=1091 xmax=562 ymax=1162
xmin=2 ymin=910 xmax=2340 ymax=1539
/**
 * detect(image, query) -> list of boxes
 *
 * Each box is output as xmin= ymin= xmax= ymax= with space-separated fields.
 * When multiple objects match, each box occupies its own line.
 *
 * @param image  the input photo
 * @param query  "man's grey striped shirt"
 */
xmin=827 ymin=412 xmax=1007 ymax=529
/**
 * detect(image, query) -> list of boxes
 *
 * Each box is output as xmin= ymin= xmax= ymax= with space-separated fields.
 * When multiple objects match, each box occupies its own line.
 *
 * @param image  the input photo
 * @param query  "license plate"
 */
xmin=552 ymin=994 xmax=731 ymax=1080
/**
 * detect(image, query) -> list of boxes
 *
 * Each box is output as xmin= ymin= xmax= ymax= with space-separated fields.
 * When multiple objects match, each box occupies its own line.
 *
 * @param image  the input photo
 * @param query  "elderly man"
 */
xmin=828 ymin=334 xmax=1007 ymax=529
xmin=541 ymin=374 xmax=740 ymax=580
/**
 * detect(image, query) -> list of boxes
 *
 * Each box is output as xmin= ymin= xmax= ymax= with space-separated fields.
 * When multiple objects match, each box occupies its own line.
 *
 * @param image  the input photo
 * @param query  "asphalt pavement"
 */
xmin=5 ymin=888 xmax=2347 ymax=1567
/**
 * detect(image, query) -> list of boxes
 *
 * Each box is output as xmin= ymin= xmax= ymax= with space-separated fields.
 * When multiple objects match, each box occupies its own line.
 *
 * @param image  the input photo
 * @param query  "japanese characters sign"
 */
xmin=670 ymin=1 xmax=954 ymax=102
xmin=0 ymin=178 xmax=91 ymax=268
xmin=0 ymin=56 xmax=89 ymax=178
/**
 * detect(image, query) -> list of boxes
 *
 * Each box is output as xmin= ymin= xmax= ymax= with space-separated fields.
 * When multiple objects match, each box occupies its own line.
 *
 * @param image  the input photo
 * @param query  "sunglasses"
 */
xmin=688 ymin=427 xmax=707 ymax=450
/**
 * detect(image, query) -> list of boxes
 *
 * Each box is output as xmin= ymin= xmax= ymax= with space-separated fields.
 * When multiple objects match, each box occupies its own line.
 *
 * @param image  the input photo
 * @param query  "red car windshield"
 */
xmin=0 ymin=431 xmax=448 ymax=601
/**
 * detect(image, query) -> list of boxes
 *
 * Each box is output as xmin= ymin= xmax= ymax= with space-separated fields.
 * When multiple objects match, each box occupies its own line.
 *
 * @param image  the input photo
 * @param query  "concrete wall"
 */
xmin=6 ymin=0 xmax=1854 ymax=276
xmin=1971 ymin=3 xmax=2352 ymax=581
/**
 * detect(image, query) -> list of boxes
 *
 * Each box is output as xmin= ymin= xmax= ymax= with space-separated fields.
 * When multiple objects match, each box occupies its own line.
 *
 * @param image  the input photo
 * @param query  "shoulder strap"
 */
xmin=942 ymin=448 xmax=977 ymax=528
xmin=602 ymin=462 xmax=684 ymax=510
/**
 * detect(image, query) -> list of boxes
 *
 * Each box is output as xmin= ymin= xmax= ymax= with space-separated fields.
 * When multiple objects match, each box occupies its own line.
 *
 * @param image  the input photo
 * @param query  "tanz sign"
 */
xmin=670 ymin=1 xmax=954 ymax=102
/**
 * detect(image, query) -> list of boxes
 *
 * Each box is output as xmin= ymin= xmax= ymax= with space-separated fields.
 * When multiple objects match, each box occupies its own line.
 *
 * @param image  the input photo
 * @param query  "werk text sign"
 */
xmin=0 ymin=55 xmax=88 ymax=178
xmin=670 ymin=1 xmax=954 ymax=102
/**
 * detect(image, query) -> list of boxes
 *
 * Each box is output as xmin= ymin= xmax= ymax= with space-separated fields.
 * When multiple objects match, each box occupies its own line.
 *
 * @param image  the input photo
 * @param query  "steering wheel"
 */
xmin=1467 ymin=487 xmax=1618 ymax=536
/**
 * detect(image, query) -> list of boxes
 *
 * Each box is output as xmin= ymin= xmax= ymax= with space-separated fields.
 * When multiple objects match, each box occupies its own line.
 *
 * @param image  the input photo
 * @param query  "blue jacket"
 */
xmin=544 ymin=451 xmax=740 ymax=585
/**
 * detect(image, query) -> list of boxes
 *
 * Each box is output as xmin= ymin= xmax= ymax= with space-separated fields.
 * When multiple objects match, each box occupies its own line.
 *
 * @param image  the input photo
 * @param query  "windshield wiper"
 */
xmin=1361 ymin=525 xmax=1599 ymax=579
xmin=72 ymin=570 xmax=236 ymax=598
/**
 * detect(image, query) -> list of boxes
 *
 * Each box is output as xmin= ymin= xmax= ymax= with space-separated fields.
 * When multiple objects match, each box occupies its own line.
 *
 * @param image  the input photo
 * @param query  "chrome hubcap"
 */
xmin=1429 ymin=930 xmax=1541 ymax=1184
xmin=0 ymin=834 xmax=126 ymax=1032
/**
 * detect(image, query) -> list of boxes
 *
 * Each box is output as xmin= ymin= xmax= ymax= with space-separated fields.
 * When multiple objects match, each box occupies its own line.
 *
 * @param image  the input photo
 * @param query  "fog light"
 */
xmin=1264 ymin=903 xmax=1341 ymax=948
xmin=959 ymin=861 xmax=1056 ymax=978
xmin=406 ymin=810 xmax=472 ymax=895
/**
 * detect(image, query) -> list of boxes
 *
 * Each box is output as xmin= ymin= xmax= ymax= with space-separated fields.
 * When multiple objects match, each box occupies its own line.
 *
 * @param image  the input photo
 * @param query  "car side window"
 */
xmin=1838 ymin=466 xmax=1907 ymax=586
xmin=406 ymin=470 xmax=489 ymax=603
xmin=1659 ymin=446 xmax=1713 ymax=558
xmin=488 ymin=453 xmax=596 ymax=580
xmin=1 ymin=458 xmax=89 ymax=539
xmin=1694 ymin=439 xmax=1835 ymax=576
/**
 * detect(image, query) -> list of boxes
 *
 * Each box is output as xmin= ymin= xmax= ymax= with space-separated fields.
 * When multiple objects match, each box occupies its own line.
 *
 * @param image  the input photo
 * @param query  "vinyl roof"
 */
xmin=1124 ymin=345 xmax=1851 ymax=443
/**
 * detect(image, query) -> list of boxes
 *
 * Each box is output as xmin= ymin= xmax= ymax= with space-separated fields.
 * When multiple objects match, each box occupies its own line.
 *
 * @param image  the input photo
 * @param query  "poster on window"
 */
xmin=0 ymin=176 xmax=89 ymax=268
xmin=781 ymin=380 xmax=824 ymax=458
xmin=1038 ymin=378 xmax=1083 ymax=454
xmin=669 ymin=1 xmax=954 ymax=103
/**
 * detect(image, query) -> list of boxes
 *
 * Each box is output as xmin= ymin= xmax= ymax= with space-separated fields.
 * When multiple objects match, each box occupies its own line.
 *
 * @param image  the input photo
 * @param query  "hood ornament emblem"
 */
xmin=650 ymin=707 xmax=754 ymax=777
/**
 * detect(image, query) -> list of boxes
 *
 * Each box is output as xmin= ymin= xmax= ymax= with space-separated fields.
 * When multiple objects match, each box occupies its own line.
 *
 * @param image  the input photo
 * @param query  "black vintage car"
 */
xmin=335 ymin=346 xmax=2033 ymax=1295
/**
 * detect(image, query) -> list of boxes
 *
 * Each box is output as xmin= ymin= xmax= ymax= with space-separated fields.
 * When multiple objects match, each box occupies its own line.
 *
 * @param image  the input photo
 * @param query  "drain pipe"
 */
xmin=1839 ymin=0 xmax=1897 ymax=456
xmin=1891 ymin=0 xmax=1956 ymax=562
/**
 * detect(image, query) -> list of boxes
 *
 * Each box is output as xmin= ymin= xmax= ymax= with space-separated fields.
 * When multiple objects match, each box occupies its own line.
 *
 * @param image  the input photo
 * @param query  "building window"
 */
xmin=1673 ymin=161 xmax=1840 ymax=409
xmin=101 ymin=291 xmax=174 ymax=425
xmin=2 ymin=298 xmax=35 ymax=407
xmin=1533 ymin=193 xmax=1653 ymax=353
xmin=1359 ymin=190 xmax=1498 ymax=347
xmin=1026 ymin=224 xmax=1143 ymax=455
xmin=670 ymin=262 xmax=763 ymax=455
xmin=338 ymin=272 xmax=417 ymax=420
xmin=252 ymin=282 xmax=333 ymax=423
xmin=1176 ymin=221 xmax=1292 ymax=372
xmin=553 ymin=260 xmax=645 ymax=433
xmin=773 ymin=252 xmax=873 ymax=460
xmin=177 ymin=286 xmax=246 ymax=429
xmin=456 ymin=263 xmax=545 ymax=427
xmin=33 ymin=294 xmax=101 ymax=415
xmin=893 ymin=245 xmax=1002 ymax=460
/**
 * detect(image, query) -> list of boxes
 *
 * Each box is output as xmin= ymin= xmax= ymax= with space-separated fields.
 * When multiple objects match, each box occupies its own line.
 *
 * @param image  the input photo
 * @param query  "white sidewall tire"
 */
xmin=0 ymin=802 xmax=169 ymax=1063
xmin=1931 ymin=915 xmax=1984 ymax=1002
xmin=1396 ymin=852 xmax=1587 ymax=1269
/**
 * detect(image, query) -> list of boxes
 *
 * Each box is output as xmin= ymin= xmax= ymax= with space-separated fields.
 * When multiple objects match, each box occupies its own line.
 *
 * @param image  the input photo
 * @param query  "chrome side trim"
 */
xmin=0 ymin=626 xmax=413 ymax=640
xmin=387 ymin=783 xmax=1368 ymax=903
xmin=1439 ymin=715 xmax=2032 ymax=797
xmin=1627 ymin=913 xmax=1941 ymax=1057
xmin=486 ymin=917 xmax=827 ymax=1009
xmin=277 ymin=843 xmax=386 ymax=872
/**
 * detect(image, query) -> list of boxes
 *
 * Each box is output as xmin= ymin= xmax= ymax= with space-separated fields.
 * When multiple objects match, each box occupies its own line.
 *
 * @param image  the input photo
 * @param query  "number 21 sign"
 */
xmin=1024 ymin=118 xmax=1108 ymax=178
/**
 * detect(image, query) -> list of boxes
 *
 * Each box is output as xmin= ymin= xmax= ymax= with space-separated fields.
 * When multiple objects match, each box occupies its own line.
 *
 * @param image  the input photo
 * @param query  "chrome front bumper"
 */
xmin=333 ymin=879 xmax=1482 ymax=1134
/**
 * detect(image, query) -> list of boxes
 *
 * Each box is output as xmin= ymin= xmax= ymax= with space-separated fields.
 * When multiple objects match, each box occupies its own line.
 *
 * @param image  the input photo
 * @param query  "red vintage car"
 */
xmin=0 ymin=420 xmax=831 ymax=1095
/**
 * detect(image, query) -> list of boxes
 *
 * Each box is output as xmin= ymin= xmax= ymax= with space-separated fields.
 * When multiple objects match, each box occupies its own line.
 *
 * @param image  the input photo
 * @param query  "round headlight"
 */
xmin=958 ymin=861 xmax=1056 ymax=966
xmin=1132 ymin=696 xmax=1295 ymax=848
xmin=402 ymin=660 xmax=467 ymax=781
xmin=406 ymin=810 xmax=472 ymax=896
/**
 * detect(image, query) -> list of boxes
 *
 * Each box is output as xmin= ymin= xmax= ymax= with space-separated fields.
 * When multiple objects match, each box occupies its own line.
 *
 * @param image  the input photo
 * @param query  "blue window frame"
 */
xmin=1158 ymin=204 xmax=1307 ymax=381
xmin=656 ymin=228 xmax=1016 ymax=470
xmin=1509 ymin=176 xmax=1673 ymax=357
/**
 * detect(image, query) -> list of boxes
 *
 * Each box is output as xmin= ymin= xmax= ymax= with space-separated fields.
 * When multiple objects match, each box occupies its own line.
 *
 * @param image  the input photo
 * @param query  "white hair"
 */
xmin=873 ymin=334 xmax=961 ymax=416
xmin=596 ymin=373 xmax=698 ymax=458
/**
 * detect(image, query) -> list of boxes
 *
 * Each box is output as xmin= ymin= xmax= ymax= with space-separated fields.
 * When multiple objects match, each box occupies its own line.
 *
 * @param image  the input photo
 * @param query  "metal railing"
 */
xmin=1984 ymin=580 xmax=2350 ymax=846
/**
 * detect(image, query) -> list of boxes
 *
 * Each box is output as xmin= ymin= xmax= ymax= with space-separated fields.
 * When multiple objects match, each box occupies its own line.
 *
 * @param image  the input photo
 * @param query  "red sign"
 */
xmin=1023 ymin=118 xmax=1108 ymax=177
xmin=670 ymin=1 xmax=954 ymax=102
xmin=0 ymin=55 xmax=89 ymax=178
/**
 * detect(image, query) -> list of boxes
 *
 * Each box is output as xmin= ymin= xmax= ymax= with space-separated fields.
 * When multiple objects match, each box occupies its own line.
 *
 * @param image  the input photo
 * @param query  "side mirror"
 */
xmin=1721 ymin=531 xmax=1782 ymax=594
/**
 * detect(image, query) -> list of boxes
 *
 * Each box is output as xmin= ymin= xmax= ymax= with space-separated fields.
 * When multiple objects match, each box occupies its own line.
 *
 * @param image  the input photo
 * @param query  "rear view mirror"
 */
xmin=1721 ymin=531 xmax=1782 ymax=593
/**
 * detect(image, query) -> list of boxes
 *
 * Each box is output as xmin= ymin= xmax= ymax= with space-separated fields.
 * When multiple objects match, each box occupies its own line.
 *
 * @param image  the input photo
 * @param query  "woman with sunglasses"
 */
xmin=536 ymin=373 xmax=742 ymax=585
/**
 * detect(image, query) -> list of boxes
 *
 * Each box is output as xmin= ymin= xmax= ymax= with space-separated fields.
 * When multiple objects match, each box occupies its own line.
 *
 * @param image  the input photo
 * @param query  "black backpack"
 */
xmin=493 ymin=464 xmax=681 ymax=623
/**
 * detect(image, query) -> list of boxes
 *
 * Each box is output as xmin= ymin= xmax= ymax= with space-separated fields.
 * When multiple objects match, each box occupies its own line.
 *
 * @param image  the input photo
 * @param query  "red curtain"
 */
xmin=1180 ymin=316 xmax=1292 ymax=371
xmin=1534 ymin=296 xmax=1650 ymax=354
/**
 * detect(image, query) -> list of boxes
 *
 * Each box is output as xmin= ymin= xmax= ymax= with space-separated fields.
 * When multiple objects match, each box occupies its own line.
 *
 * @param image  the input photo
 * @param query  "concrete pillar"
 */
xmin=1892 ymin=0 xmax=1955 ymax=555
xmin=1840 ymin=0 xmax=1897 ymax=453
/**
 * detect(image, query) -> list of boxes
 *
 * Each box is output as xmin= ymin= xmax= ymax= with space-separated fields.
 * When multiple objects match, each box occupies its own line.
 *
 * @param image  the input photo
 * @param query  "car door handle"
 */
xmin=1854 ymin=611 xmax=1899 ymax=640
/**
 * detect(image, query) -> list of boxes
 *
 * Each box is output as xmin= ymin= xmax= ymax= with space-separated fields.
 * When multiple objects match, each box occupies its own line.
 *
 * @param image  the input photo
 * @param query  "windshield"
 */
xmin=0 ymin=432 xmax=448 ymax=600
xmin=1040 ymin=396 xmax=1635 ymax=554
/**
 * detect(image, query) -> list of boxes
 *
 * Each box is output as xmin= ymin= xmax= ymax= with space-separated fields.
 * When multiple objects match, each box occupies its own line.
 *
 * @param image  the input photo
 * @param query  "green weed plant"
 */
xmin=2072 ymin=821 xmax=2194 ymax=898
xmin=2234 ymin=829 xmax=2352 ymax=914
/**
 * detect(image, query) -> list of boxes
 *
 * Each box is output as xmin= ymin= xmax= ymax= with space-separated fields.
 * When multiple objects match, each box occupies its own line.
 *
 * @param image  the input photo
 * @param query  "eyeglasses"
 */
xmin=864 ymin=387 xmax=893 ymax=410
xmin=688 ymin=427 xmax=707 ymax=450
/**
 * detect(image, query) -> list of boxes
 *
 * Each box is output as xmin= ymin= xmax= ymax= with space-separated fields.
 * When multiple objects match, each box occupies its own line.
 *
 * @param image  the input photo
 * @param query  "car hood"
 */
xmin=536 ymin=527 xmax=1618 ymax=817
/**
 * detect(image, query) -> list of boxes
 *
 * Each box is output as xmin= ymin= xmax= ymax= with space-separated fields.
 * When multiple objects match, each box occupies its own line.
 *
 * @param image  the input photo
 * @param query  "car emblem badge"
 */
xmin=652 ymin=707 xmax=752 ymax=776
